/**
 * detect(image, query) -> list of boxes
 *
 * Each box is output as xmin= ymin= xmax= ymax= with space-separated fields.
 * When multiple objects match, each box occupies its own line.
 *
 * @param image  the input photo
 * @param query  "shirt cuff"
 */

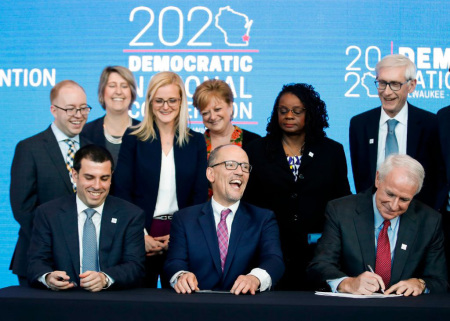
xmin=248 ymin=268 xmax=271 ymax=292
xmin=327 ymin=276 xmax=348 ymax=293
xmin=170 ymin=271 xmax=189 ymax=288
xmin=39 ymin=273 xmax=52 ymax=288
xmin=101 ymin=272 xmax=114 ymax=289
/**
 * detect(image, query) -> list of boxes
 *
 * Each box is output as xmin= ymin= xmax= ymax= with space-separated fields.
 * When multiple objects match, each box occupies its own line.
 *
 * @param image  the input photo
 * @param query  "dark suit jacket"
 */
xmin=164 ymin=201 xmax=285 ymax=290
xmin=113 ymin=127 xmax=208 ymax=231
xmin=27 ymin=195 xmax=145 ymax=289
xmin=307 ymin=189 xmax=448 ymax=293
xmin=10 ymin=126 xmax=90 ymax=277
xmin=349 ymin=103 xmax=445 ymax=209
xmin=240 ymin=128 xmax=261 ymax=151
xmin=437 ymin=105 xmax=450 ymax=200
xmin=81 ymin=115 xmax=141 ymax=148
xmin=243 ymin=136 xmax=351 ymax=289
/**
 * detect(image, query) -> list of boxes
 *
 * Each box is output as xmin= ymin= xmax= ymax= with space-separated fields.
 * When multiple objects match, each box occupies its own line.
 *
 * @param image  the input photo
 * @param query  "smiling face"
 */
xmin=73 ymin=158 xmax=112 ymax=208
xmin=374 ymin=167 xmax=418 ymax=220
xmin=207 ymin=145 xmax=249 ymax=207
xmin=51 ymin=85 xmax=87 ymax=137
xmin=152 ymin=84 xmax=181 ymax=127
xmin=200 ymin=97 xmax=233 ymax=134
xmin=103 ymin=72 xmax=132 ymax=113
xmin=377 ymin=66 xmax=417 ymax=118
xmin=277 ymin=93 xmax=306 ymax=136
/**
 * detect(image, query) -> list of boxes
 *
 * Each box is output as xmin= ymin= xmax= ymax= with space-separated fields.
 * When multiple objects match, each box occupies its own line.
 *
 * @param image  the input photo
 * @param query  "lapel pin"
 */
xmin=111 ymin=218 xmax=117 ymax=224
xmin=308 ymin=152 xmax=314 ymax=157
xmin=369 ymin=139 xmax=374 ymax=144
xmin=401 ymin=243 xmax=407 ymax=250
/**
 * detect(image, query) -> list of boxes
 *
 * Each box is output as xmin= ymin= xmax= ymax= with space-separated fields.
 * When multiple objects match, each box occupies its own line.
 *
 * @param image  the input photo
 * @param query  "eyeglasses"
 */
xmin=374 ymin=80 xmax=410 ymax=91
xmin=277 ymin=106 xmax=306 ymax=116
xmin=152 ymin=98 xmax=181 ymax=108
xmin=53 ymin=105 xmax=92 ymax=116
xmin=209 ymin=160 xmax=252 ymax=173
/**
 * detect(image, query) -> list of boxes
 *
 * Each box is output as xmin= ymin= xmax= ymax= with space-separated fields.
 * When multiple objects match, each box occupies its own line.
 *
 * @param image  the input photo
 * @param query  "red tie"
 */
xmin=375 ymin=220 xmax=391 ymax=287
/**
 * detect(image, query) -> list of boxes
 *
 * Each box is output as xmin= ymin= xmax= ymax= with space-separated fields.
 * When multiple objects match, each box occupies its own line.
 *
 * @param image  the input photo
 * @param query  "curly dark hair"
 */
xmin=266 ymin=83 xmax=329 ymax=145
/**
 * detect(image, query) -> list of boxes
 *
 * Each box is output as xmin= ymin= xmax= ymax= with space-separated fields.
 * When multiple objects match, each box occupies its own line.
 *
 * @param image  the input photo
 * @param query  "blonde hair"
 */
xmin=131 ymin=72 xmax=190 ymax=146
xmin=50 ymin=80 xmax=85 ymax=103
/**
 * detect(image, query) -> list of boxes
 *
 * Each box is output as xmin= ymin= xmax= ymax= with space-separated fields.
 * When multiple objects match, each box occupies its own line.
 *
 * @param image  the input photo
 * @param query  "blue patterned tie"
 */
xmin=64 ymin=139 xmax=77 ymax=192
xmin=385 ymin=119 xmax=399 ymax=157
xmin=82 ymin=208 xmax=99 ymax=272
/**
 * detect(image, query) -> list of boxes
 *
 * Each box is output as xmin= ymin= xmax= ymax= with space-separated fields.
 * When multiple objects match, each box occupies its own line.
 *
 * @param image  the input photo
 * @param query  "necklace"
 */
xmin=103 ymin=117 xmax=132 ymax=144
xmin=282 ymin=138 xmax=305 ymax=157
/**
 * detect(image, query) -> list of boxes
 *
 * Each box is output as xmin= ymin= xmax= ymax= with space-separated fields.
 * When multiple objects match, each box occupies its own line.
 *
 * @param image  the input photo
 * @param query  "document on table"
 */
xmin=315 ymin=291 xmax=403 ymax=299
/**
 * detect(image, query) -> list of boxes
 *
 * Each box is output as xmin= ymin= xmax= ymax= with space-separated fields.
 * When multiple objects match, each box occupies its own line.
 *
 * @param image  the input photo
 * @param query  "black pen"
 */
xmin=367 ymin=264 xmax=384 ymax=294
xmin=56 ymin=276 xmax=77 ymax=287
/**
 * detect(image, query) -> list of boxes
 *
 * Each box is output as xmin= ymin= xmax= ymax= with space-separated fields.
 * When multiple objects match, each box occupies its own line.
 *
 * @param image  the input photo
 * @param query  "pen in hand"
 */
xmin=367 ymin=264 xmax=384 ymax=294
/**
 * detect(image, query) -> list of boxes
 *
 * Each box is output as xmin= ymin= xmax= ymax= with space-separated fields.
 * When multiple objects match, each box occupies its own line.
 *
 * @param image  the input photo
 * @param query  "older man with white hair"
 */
xmin=308 ymin=154 xmax=447 ymax=296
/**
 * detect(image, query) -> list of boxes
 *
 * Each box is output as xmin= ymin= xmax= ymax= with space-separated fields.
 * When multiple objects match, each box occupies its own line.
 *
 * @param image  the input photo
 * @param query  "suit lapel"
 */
xmin=406 ymin=104 xmax=421 ymax=158
xmin=59 ymin=197 xmax=81 ymax=278
xmin=354 ymin=191 xmax=376 ymax=268
xmin=223 ymin=204 xmax=251 ymax=279
xmin=43 ymin=127 xmax=73 ymax=192
xmin=391 ymin=206 xmax=418 ymax=283
xmin=367 ymin=110 xmax=380 ymax=180
xmin=98 ymin=198 xmax=119 ymax=268
xmin=198 ymin=202 xmax=222 ymax=275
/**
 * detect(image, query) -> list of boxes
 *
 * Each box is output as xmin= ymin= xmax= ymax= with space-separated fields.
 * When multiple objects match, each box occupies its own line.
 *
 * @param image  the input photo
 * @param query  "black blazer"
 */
xmin=243 ymin=136 xmax=351 ymax=289
xmin=349 ymin=103 xmax=446 ymax=210
xmin=27 ymin=195 xmax=145 ymax=289
xmin=81 ymin=115 xmax=141 ymax=148
xmin=307 ymin=189 xmax=448 ymax=293
xmin=9 ymin=126 xmax=90 ymax=277
xmin=113 ymin=127 xmax=208 ymax=231
xmin=240 ymin=128 xmax=261 ymax=151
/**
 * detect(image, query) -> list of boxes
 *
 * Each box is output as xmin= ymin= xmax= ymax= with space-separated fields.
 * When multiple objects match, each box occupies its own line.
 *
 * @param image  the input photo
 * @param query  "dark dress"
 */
xmin=244 ymin=135 xmax=351 ymax=290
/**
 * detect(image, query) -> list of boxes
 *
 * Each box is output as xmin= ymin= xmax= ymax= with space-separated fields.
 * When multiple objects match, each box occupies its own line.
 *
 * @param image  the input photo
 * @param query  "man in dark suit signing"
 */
xmin=10 ymin=80 xmax=92 ymax=285
xmin=308 ymin=154 xmax=447 ymax=296
xmin=28 ymin=145 xmax=145 ymax=291
xmin=349 ymin=54 xmax=445 ymax=210
xmin=164 ymin=144 xmax=284 ymax=294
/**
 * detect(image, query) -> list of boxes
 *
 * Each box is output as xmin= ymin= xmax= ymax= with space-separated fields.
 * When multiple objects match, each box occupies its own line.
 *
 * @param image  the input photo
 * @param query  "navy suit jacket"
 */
xmin=113 ymin=127 xmax=208 ymax=231
xmin=437 ymin=105 xmax=450 ymax=200
xmin=10 ymin=126 xmax=90 ymax=277
xmin=307 ymin=189 xmax=448 ymax=293
xmin=27 ymin=195 xmax=146 ymax=289
xmin=349 ymin=103 xmax=446 ymax=210
xmin=164 ymin=201 xmax=285 ymax=291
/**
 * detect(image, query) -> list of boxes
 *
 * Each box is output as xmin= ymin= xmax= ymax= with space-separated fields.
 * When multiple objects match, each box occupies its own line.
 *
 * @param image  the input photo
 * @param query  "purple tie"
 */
xmin=375 ymin=220 xmax=391 ymax=287
xmin=217 ymin=208 xmax=231 ymax=272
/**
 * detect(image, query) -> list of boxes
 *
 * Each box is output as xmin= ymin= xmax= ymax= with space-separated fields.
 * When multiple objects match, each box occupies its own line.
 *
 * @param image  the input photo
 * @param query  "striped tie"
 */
xmin=217 ymin=208 xmax=231 ymax=272
xmin=65 ymin=139 xmax=77 ymax=192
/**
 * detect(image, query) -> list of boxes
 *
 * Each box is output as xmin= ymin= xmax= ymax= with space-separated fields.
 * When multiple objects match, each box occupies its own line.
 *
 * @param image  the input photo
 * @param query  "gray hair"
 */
xmin=376 ymin=54 xmax=417 ymax=81
xmin=208 ymin=144 xmax=233 ymax=167
xmin=378 ymin=154 xmax=425 ymax=194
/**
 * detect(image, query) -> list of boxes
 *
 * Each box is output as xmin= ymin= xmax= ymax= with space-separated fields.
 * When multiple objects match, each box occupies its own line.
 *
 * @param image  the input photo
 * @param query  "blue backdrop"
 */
xmin=0 ymin=0 xmax=449 ymax=288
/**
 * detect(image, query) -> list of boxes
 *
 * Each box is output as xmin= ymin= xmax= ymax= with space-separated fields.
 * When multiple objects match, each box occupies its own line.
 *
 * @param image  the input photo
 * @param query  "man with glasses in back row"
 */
xmin=10 ymin=80 xmax=92 ymax=285
xmin=349 ymin=54 xmax=445 ymax=210
xmin=164 ymin=144 xmax=285 ymax=294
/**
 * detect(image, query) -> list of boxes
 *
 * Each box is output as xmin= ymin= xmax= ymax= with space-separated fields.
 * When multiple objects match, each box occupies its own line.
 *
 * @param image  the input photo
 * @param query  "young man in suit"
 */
xmin=349 ymin=54 xmax=445 ymax=210
xmin=27 ymin=144 xmax=145 ymax=291
xmin=164 ymin=144 xmax=284 ymax=295
xmin=308 ymin=154 xmax=447 ymax=296
xmin=10 ymin=80 xmax=92 ymax=285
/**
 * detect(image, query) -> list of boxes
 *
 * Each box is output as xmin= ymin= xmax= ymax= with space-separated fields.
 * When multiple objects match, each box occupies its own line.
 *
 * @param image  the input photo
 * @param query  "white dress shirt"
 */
xmin=376 ymin=103 xmax=408 ymax=170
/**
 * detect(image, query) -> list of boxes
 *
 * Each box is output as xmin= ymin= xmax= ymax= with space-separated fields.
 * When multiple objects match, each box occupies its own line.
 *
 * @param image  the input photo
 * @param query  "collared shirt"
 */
xmin=170 ymin=197 xmax=272 ymax=291
xmin=51 ymin=122 xmax=81 ymax=160
xmin=154 ymin=148 xmax=179 ymax=218
xmin=39 ymin=196 xmax=113 ymax=287
xmin=327 ymin=194 xmax=400 ymax=293
xmin=376 ymin=102 xmax=408 ymax=170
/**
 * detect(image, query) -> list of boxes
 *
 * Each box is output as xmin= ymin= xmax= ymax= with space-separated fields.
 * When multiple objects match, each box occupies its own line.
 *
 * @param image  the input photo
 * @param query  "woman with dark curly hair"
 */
xmin=244 ymin=83 xmax=351 ymax=290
